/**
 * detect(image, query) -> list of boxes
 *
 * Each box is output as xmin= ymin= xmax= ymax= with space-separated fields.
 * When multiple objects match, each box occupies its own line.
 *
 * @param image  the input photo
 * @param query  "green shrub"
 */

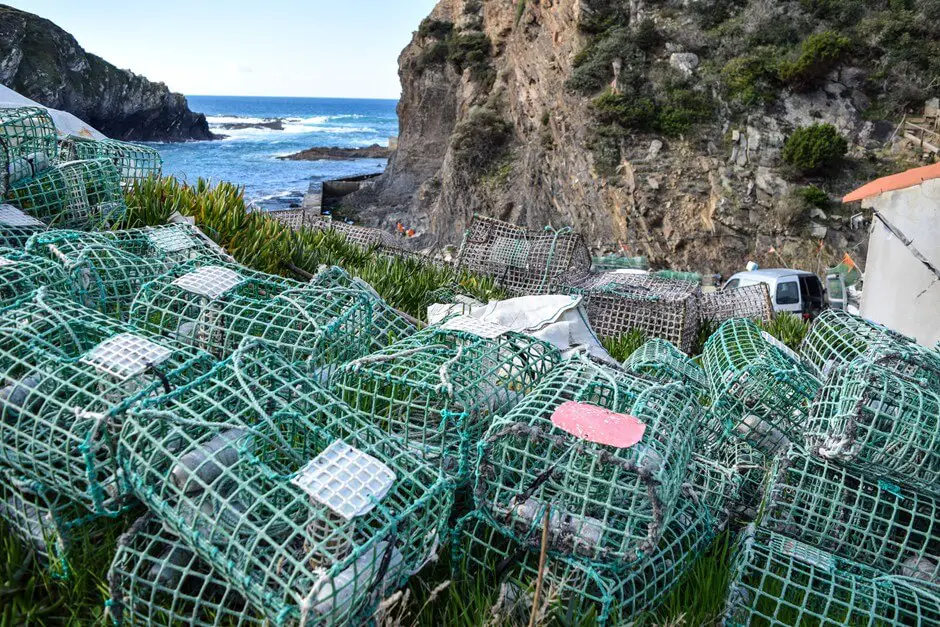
xmin=450 ymin=107 xmax=512 ymax=175
xmin=778 ymin=31 xmax=851 ymax=89
xmin=591 ymin=88 xmax=657 ymax=130
xmin=567 ymin=28 xmax=643 ymax=94
xmin=588 ymin=124 xmax=625 ymax=176
xmin=417 ymin=18 xmax=454 ymax=40
xmin=798 ymin=0 xmax=867 ymax=27
xmin=656 ymin=88 xmax=714 ymax=136
xmin=722 ymin=49 xmax=783 ymax=105
xmin=797 ymin=184 xmax=832 ymax=210
xmin=577 ymin=0 xmax=627 ymax=34
xmin=635 ymin=18 xmax=663 ymax=52
xmin=761 ymin=313 xmax=811 ymax=352
xmin=602 ymin=329 xmax=648 ymax=362
xmin=782 ymin=123 xmax=848 ymax=173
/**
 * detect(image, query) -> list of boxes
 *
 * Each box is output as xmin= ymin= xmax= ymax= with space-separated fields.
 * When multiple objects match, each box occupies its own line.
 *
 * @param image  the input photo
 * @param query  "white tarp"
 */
xmin=429 ymin=294 xmax=618 ymax=365
xmin=0 ymin=83 xmax=105 ymax=139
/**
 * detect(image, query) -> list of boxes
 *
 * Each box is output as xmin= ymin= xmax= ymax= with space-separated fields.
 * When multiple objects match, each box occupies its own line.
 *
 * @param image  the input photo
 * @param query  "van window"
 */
xmin=799 ymin=275 xmax=825 ymax=310
xmin=775 ymin=281 xmax=800 ymax=305
xmin=724 ymin=279 xmax=740 ymax=290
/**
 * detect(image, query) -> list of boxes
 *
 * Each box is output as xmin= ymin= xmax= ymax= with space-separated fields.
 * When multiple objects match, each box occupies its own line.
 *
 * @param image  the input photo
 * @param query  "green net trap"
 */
xmin=805 ymin=359 xmax=940 ymax=492
xmin=0 ymin=247 xmax=68 ymax=311
xmin=566 ymin=273 xmax=702 ymax=354
xmin=0 ymin=107 xmax=58 ymax=196
xmin=724 ymin=525 xmax=940 ymax=626
xmin=0 ymin=289 xmax=216 ymax=515
xmin=622 ymin=338 xmax=709 ymax=393
xmin=591 ymin=254 xmax=649 ymax=272
xmin=762 ymin=448 xmax=938 ymax=579
xmin=689 ymin=437 xmax=766 ymax=529
xmin=5 ymin=158 xmax=127 ymax=229
xmin=474 ymin=357 xmax=701 ymax=567
xmin=118 ymin=340 xmax=453 ymax=626
xmin=702 ymin=319 xmax=821 ymax=456
xmin=700 ymin=284 xmax=774 ymax=325
xmin=108 ymin=514 xmax=266 ymax=626
xmin=128 ymin=263 xmax=373 ymax=368
xmin=452 ymin=499 xmax=714 ymax=625
xmin=58 ymin=136 xmax=162 ymax=188
xmin=0 ymin=203 xmax=48 ymax=248
xmin=331 ymin=317 xmax=560 ymax=480
xmin=455 ymin=215 xmax=592 ymax=296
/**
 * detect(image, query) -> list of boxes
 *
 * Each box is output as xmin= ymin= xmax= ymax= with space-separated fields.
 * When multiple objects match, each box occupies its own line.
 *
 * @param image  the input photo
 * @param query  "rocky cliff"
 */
xmin=348 ymin=0 xmax=938 ymax=275
xmin=0 ymin=5 xmax=214 ymax=142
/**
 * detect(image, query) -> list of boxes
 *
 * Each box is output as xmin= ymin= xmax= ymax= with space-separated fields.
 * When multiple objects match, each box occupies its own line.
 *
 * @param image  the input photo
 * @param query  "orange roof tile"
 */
xmin=843 ymin=162 xmax=940 ymax=203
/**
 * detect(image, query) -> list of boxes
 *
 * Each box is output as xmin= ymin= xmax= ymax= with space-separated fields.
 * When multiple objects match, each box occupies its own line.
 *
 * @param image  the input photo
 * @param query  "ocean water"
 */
xmin=150 ymin=96 xmax=398 ymax=209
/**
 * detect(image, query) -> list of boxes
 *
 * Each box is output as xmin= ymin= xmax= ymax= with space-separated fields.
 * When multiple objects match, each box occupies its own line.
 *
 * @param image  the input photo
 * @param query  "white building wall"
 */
xmin=860 ymin=178 xmax=940 ymax=346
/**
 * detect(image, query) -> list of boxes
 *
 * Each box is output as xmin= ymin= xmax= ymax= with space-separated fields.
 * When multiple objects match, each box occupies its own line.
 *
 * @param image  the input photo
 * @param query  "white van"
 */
xmin=724 ymin=269 xmax=827 ymax=318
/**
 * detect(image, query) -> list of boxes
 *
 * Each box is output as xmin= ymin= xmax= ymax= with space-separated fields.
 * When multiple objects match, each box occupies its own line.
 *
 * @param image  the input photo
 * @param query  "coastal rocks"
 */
xmin=279 ymin=144 xmax=393 ymax=161
xmin=0 ymin=5 xmax=214 ymax=142
xmin=669 ymin=53 xmax=700 ymax=76
xmin=218 ymin=120 xmax=285 ymax=131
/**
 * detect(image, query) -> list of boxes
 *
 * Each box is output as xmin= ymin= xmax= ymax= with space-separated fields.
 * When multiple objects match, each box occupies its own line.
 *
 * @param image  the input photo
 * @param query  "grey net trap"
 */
xmin=451 ymin=499 xmax=714 ymax=625
xmin=724 ymin=525 xmax=940 ymax=626
xmin=58 ymin=135 xmax=162 ymax=188
xmin=0 ymin=203 xmax=47 ymax=248
xmin=565 ymin=273 xmax=702 ymax=354
xmin=330 ymin=316 xmax=561 ymax=480
xmin=702 ymin=319 xmax=821 ymax=456
xmin=0 ymin=247 xmax=68 ymax=310
xmin=0 ymin=107 xmax=58 ymax=196
xmin=5 ymin=158 xmax=127 ymax=229
xmin=454 ymin=215 xmax=592 ymax=296
xmin=700 ymin=284 xmax=774 ymax=325
xmin=128 ymin=263 xmax=374 ymax=368
xmin=761 ymin=448 xmax=939 ymax=579
xmin=118 ymin=340 xmax=453 ymax=626
xmin=805 ymin=358 xmax=940 ymax=492
xmin=0 ymin=290 xmax=216 ymax=515
xmin=473 ymin=357 xmax=701 ymax=567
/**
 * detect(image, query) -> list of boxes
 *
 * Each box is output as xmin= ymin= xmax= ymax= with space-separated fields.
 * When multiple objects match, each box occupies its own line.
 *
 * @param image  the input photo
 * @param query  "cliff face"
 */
xmin=0 ymin=5 xmax=214 ymax=142
xmin=349 ymin=0 xmax=938 ymax=275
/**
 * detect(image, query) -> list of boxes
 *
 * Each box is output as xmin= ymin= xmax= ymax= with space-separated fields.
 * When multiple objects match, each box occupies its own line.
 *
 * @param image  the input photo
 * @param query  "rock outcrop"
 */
xmin=347 ymin=0 xmax=937 ymax=276
xmin=0 ymin=4 xmax=214 ymax=142
xmin=279 ymin=144 xmax=392 ymax=161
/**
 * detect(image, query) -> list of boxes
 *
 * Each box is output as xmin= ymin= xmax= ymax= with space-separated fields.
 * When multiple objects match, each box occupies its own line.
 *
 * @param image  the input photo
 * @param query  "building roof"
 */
xmin=843 ymin=162 xmax=940 ymax=203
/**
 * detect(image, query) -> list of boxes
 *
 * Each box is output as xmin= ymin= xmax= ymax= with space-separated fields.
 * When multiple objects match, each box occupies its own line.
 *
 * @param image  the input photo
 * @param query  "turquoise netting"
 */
xmin=0 ymin=247 xmax=68 ymax=311
xmin=58 ymin=136 xmax=162 ymax=189
xmin=0 ymin=203 xmax=48 ymax=248
xmin=622 ymin=338 xmax=709 ymax=393
xmin=0 ymin=107 xmax=58 ymax=196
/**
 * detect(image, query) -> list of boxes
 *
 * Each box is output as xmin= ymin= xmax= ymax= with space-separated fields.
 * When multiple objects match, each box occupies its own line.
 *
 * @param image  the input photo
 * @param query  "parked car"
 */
xmin=724 ymin=269 xmax=827 ymax=318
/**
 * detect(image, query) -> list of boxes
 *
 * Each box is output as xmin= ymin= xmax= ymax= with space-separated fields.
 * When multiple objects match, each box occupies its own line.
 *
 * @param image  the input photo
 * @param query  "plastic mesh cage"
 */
xmin=108 ymin=223 xmax=236 ymax=265
xmin=452 ymin=499 xmax=714 ymax=625
xmin=622 ymin=338 xmax=708 ymax=393
xmin=5 ymin=158 xmax=127 ymax=229
xmin=119 ymin=341 xmax=453 ymax=626
xmin=799 ymin=309 xmax=940 ymax=385
xmin=566 ymin=273 xmax=702 ymax=354
xmin=724 ymin=525 xmax=940 ymax=626
xmin=762 ymin=449 xmax=939 ymax=579
xmin=702 ymin=319 xmax=821 ymax=456
xmin=591 ymin=255 xmax=649 ymax=272
xmin=0 ymin=290 xmax=216 ymax=515
xmin=700 ymin=284 xmax=774 ymax=325
xmin=129 ymin=263 xmax=373 ymax=368
xmin=0 ymin=247 xmax=68 ymax=311
xmin=58 ymin=136 xmax=162 ymax=188
xmin=108 ymin=515 xmax=266 ymax=626
xmin=689 ymin=437 xmax=766 ymax=529
xmin=455 ymin=215 xmax=592 ymax=296
xmin=805 ymin=360 xmax=940 ymax=492
xmin=0 ymin=107 xmax=58 ymax=196
xmin=309 ymin=265 xmax=417 ymax=351
xmin=330 ymin=319 xmax=561 ymax=480
xmin=474 ymin=358 xmax=700 ymax=566
xmin=0 ymin=203 xmax=47 ymax=248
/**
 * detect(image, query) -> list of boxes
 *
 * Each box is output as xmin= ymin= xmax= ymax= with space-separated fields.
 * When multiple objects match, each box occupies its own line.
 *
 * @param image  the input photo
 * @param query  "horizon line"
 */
xmin=185 ymin=94 xmax=400 ymax=101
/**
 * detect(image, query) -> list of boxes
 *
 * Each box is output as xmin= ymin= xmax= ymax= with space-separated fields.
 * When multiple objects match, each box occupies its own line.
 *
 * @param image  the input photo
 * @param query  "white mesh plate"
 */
xmin=147 ymin=228 xmax=195 ymax=253
xmin=441 ymin=315 xmax=509 ymax=339
xmin=80 ymin=333 xmax=172 ymax=380
xmin=0 ymin=256 xmax=12 ymax=267
xmin=760 ymin=330 xmax=801 ymax=363
xmin=172 ymin=266 xmax=244 ymax=298
xmin=292 ymin=440 xmax=395 ymax=520
xmin=0 ymin=204 xmax=44 ymax=227
xmin=772 ymin=535 xmax=835 ymax=573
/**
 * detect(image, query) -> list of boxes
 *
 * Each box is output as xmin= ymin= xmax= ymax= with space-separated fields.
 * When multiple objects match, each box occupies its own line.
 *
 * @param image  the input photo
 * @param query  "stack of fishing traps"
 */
xmin=723 ymin=309 xmax=940 ymax=626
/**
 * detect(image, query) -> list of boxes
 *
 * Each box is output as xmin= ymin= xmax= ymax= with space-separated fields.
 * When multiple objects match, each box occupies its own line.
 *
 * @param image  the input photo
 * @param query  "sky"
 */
xmin=6 ymin=0 xmax=439 ymax=98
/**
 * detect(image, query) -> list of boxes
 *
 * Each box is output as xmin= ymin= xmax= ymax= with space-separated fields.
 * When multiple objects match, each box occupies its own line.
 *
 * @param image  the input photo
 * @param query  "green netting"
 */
xmin=118 ymin=340 xmax=453 ymax=625
xmin=108 ymin=515 xmax=266 ymax=626
xmin=591 ymin=255 xmax=649 ymax=272
xmin=724 ymin=525 xmax=940 ymax=626
xmin=805 ymin=360 xmax=940 ymax=492
xmin=702 ymin=319 xmax=821 ymax=456
xmin=0 ymin=203 xmax=48 ymax=248
xmin=622 ymin=338 xmax=709 ymax=393
xmin=0 ymin=107 xmax=58 ymax=196
xmin=654 ymin=269 xmax=702 ymax=283
xmin=0 ymin=289 xmax=216 ymax=515
xmin=0 ymin=247 xmax=68 ymax=311
xmin=800 ymin=309 xmax=940 ymax=386
xmin=330 ymin=319 xmax=561 ymax=480
xmin=58 ymin=136 xmax=162 ymax=188
xmin=762 ymin=448 xmax=938 ymax=579
xmin=5 ymin=158 xmax=127 ymax=229
xmin=689 ymin=437 xmax=766 ymax=529
xmin=128 ymin=263 xmax=373 ymax=368
xmin=451 ymin=499 xmax=714 ymax=625
xmin=110 ymin=223 xmax=236 ymax=265
xmin=474 ymin=357 xmax=700 ymax=566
